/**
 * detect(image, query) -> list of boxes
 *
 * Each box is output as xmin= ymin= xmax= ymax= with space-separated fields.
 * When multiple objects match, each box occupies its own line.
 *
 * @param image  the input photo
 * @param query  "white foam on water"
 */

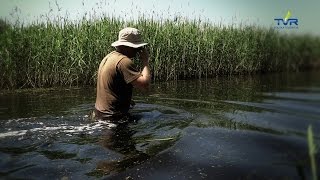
xmin=0 ymin=120 xmax=116 ymax=138
xmin=5 ymin=117 xmax=36 ymax=124
xmin=0 ymin=130 xmax=28 ymax=138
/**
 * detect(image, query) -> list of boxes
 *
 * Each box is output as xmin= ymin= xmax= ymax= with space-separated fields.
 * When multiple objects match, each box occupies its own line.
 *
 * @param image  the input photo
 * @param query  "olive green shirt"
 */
xmin=95 ymin=51 xmax=141 ymax=117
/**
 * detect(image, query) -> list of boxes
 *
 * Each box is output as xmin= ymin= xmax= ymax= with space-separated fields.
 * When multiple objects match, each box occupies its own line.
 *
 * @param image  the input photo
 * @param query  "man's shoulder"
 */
xmin=104 ymin=51 xmax=133 ymax=69
xmin=108 ymin=51 xmax=130 ymax=61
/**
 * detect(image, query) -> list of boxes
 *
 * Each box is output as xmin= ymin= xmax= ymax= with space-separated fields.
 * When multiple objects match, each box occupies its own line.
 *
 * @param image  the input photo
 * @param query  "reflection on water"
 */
xmin=0 ymin=102 xmax=189 ymax=179
xmin=0 ymin=71 xmax=320 ymax=179
xmin=91 ymin=121 xmax=149 ymax=176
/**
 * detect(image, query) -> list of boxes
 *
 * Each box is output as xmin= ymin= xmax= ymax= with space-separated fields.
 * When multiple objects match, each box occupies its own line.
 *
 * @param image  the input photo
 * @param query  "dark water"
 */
xmin=0 ymin=71 xmax=319 ymax=180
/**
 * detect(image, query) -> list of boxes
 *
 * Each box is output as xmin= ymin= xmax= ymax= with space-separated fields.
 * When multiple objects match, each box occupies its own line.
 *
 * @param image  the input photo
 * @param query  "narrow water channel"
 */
xmin=0 ymin=71 xmax=319 ymax=179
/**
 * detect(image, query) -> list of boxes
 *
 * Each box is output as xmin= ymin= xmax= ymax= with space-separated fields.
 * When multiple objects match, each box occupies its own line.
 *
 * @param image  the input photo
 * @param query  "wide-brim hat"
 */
xmin=111 ymin=27 xmax=148 ymax=48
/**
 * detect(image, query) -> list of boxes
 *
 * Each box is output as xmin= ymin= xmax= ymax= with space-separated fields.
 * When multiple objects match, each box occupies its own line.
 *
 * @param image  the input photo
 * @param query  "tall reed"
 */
xmin=308 ymin=125 xmax=318 ymax=180
xmin=0 ymin=15 xmax=320 ymax=89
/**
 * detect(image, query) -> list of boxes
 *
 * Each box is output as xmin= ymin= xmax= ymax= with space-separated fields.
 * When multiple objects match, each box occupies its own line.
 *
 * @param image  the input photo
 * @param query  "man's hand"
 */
xmin=132 ymin=47 xmax=151 ymax=91
xmin=138 ymin=47 xmax=149 ymax=66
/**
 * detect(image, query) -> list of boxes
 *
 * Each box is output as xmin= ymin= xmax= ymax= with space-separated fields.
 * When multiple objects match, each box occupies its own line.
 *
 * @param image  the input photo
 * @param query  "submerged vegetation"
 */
xmin=0 ymin=14 xmax=320 ymax=89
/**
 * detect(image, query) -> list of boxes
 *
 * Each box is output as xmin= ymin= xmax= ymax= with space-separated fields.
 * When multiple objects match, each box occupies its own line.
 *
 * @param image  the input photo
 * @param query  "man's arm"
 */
xmin=131 ymin=48 xmax=151 ymax=91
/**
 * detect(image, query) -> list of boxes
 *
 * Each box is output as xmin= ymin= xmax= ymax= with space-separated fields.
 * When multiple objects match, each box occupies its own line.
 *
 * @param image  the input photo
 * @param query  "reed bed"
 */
xmin=1 ymin=16 xmax=320 ymax=89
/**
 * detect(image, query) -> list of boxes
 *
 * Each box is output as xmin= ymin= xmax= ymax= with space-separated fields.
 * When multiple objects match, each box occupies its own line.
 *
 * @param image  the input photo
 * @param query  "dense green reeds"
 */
xmin=1 ymin=16 xmax=320 ymax=89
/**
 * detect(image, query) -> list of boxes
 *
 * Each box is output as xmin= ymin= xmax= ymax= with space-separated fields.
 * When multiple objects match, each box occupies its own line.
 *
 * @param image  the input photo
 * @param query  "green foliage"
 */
xmin=0 ymin=16 xmax=320 ymax=89
xmin=0 ymin=19 xmax=10 ymax=33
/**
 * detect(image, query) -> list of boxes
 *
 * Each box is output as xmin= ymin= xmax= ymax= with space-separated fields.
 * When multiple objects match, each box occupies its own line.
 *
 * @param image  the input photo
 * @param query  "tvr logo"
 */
xmin=274 ymin=11 xmax=298 ymax=29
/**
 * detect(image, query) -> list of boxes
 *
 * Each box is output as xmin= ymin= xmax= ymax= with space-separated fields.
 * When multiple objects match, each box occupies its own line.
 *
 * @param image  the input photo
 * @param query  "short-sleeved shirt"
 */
xmin=95 ymin=51 xmax=141 ymax=117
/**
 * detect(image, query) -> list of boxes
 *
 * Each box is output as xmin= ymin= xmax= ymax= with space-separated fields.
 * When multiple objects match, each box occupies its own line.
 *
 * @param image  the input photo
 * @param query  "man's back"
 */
xmin=95 ymin=51 xmax=141 ymax=117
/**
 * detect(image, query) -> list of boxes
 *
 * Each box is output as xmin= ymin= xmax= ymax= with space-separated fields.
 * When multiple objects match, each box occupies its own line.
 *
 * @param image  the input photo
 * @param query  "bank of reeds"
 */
xmin=1 ymin=16 xmax=320 ymax=89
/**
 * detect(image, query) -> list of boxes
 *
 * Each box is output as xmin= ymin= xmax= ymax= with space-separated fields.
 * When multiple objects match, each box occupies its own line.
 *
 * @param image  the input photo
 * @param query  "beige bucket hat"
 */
xmin=111 ymin=27 xmax=148 ymax=48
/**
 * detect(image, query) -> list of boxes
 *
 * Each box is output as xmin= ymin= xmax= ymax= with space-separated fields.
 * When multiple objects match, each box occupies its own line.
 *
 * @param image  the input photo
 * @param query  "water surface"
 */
xmin=0 ymin=71 xmax=319 ymax=179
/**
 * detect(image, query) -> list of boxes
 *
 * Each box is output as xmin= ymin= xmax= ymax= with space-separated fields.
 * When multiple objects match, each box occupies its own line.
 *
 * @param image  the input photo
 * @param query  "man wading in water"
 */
xmin=93 ymin=27 xmax=151 ymax=121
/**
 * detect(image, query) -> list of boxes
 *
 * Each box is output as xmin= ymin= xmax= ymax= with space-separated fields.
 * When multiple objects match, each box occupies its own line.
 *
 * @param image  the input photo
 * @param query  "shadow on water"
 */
xmin=86 ymin=120 xmax=150 ymax=177
xmin=110 ymin=126 xmax=316 ymax=180
xmin=0 ymin=71 xmax=320 ymax=179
